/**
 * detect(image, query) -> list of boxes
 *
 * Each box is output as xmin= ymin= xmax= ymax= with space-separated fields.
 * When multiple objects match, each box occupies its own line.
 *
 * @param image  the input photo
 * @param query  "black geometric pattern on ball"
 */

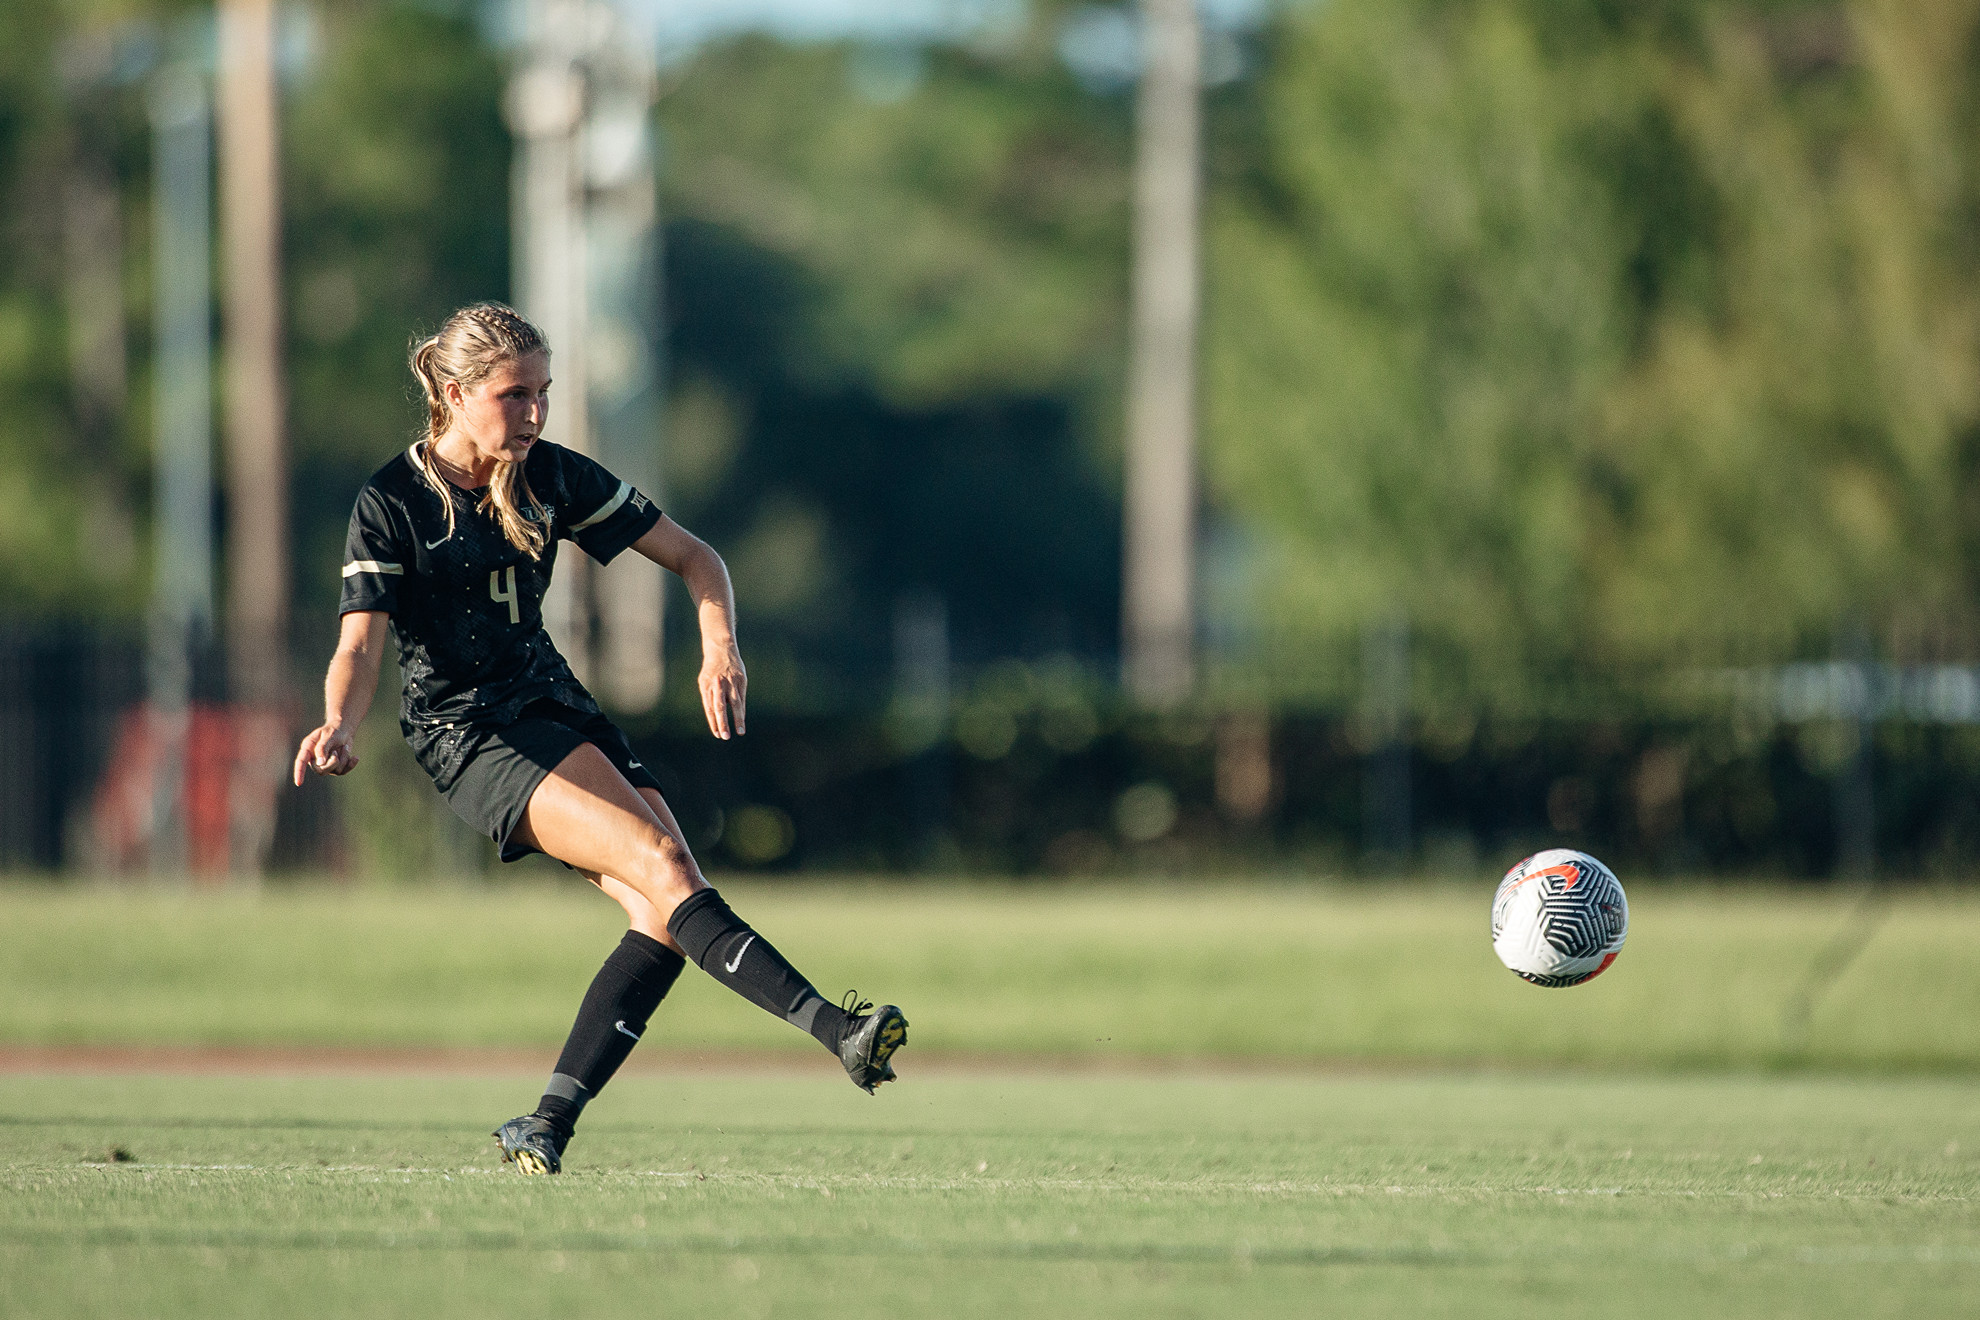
xmin=1533 ymin=860 xmax=1627 ymax=959
xmin=1512 ymin=965 xmax=1607 ymax=985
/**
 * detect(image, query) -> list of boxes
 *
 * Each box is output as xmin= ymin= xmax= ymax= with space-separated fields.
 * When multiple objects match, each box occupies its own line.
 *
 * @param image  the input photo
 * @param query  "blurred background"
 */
xmin=5 ymin=0 xmax=1980 ymax=885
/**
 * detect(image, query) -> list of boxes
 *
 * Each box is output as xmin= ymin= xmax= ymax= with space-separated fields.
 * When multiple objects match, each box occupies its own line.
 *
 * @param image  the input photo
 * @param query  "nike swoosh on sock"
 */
xmin=724 ymin=935 xmax=756 ymax=974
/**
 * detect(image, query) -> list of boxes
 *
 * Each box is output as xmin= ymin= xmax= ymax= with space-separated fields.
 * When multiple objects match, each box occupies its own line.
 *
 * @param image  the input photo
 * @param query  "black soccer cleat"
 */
xmin=493 ymin=1114 xmax=568 ymax=1176
xmin=837 ymin=994 xmax=908 ymax=1094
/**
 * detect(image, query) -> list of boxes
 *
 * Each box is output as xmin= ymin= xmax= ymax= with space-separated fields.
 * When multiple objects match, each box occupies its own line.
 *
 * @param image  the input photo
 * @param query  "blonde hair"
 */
xmin=408 ymin=302 xmax=553 ymax=559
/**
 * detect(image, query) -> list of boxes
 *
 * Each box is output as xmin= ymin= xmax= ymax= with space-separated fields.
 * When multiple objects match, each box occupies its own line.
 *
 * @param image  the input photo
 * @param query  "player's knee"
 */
xmin=631 ymin=828 xmax=703 ymax=908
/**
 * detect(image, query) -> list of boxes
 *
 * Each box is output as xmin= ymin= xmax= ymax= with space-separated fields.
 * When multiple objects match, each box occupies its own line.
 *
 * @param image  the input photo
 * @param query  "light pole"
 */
xmin=147 ymin=61 xmax=215 ymax=875
xmin=217 ymin=0 xmax=292 ymax=876
xmin=217 ymin=0 xmax=288 ymax=706
xmin=506 ymin=0 xmax=665 ymax=709
xmin=1121 ymin=0 xmax=1202 ymax=709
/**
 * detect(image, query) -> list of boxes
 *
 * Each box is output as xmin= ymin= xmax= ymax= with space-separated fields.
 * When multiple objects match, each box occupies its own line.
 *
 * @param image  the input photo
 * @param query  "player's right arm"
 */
xmin=298 ymin=482 xmax=407 ymax=785
xmin=294 ymin=610 xmax=389 ymax=784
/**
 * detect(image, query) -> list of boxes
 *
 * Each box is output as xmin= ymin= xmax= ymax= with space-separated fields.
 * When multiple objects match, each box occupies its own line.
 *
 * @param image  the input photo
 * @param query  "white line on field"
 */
xmin=21 ymin=1165 xmax=1976 ymax=1206
xmin=11 ymin=1163 xmax=1964 ymax=1211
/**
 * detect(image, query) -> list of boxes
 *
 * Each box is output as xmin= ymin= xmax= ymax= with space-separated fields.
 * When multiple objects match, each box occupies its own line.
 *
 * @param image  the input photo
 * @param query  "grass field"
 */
xmin=1 ymin=878 xmax=1978 ymax=1068
xmin=4 ymin=878 xmax=1978 ymax=1316
xmin=2 ymin=1071 xmax=1975 ymax=1319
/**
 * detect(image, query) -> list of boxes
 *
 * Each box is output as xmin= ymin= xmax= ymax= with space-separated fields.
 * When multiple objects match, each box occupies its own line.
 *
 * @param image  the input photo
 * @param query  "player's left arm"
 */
xmin=631 ymin=515 xmax=746 ymax=741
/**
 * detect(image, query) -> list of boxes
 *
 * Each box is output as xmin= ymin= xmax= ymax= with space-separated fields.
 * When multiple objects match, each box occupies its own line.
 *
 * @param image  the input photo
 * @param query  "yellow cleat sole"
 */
xmin=872 ymin=1015 xmax=908 ymax=1075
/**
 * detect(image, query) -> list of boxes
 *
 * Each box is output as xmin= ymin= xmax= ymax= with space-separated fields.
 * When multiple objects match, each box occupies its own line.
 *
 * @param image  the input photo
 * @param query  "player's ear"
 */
xmin=443 ymin=377 xmax=466 ymax=410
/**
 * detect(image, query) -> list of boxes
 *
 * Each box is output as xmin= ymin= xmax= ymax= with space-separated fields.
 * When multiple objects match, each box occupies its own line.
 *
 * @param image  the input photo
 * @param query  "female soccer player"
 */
xmin=293 ymin=302 xmax=907 ymax=1175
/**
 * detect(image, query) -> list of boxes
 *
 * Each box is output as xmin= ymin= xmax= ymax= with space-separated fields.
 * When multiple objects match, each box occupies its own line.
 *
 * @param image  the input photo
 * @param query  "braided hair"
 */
xmin=407 ymin=302 xmax=553 ymax=558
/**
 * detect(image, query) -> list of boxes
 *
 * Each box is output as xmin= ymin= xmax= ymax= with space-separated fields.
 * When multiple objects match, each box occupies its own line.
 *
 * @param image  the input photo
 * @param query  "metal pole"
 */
xmin=147 ymin=63 xmax=215 ymax=875
xmin=892 ymin=591 xmax=951 ymax=863
xmin=217 ymin=0 xmax=291 ymax=878
xmin=1835 ymin=624 xmax=1876 ymax=880
xmin=507 ymin=0 xmax=593 ymax=682
xmin=586 ymin=26 xmax=665 ymax=711
xmin=1121 ymin=0 xmax=1201 ymax=708
xmin=217 ymin=0 xmax=288 ymax=704
xmin=1361 ymin=611 xmax=1411 ymax=864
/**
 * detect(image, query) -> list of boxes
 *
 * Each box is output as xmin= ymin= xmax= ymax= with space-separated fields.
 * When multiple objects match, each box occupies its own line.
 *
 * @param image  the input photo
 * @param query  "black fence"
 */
xmin=620 ymin=711 xmax=1980 ymax=879
xmin=0 ymin=629 xmax=143 ymax=871
xmin=4 ymin=626 xmax=1977 ymax=880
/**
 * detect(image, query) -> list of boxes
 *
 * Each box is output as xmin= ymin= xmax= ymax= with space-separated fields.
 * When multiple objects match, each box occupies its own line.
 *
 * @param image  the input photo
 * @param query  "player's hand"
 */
xmin=293 ymin=722 xmax=359 ymax=785
xmin=699 ymin=643 xmax=747 ymax=740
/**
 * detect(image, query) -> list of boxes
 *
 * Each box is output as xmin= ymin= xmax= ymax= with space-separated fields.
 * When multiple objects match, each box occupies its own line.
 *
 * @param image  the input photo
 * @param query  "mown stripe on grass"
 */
xmin=5 ymin=1225 xmax=1977 ymax=1271
xmin=0 ymin=1223 xmax=1472 ymax=1268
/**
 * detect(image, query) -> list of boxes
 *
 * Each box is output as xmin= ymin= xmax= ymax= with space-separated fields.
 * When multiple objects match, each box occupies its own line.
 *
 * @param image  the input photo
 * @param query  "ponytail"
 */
xmin=407 ymin=303 xmax=552 ymax=558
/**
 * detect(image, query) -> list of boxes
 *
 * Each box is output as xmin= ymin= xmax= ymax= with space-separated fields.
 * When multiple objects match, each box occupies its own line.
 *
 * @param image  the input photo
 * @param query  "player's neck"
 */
xmin=427 ymin=432 xmax=498 ymax=490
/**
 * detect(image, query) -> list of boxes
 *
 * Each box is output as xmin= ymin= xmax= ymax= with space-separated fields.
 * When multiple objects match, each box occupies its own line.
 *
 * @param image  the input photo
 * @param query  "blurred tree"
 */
xmin=0 ymin=0 xmax=145 ymax=617
xmin=655 ymin=33 xmax=1131 ymax=701
xmin=1208 ymin=0 xmax=1653 ymax=706
xmin=1593 ymin=1 xmax=1980 ymax=665
xmin=662 ymin=31 xmax=1131 ymax=406
xmin=18 ymin=0 xmax=1980 ymax=710
xmin=1208 ymin=0 xmax=1980 ymax=707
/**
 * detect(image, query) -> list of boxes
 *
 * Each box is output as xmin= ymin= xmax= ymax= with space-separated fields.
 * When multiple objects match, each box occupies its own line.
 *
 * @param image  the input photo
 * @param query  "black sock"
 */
xmin=666 ymin=887 xmax=848 ymax=1053
xmin=534 ymin=930 xmax=686 ymax=1136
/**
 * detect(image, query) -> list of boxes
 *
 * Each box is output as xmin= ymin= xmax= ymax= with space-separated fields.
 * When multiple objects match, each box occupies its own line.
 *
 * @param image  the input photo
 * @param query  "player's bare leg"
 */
xmin=494 ymin=744 xmax=905 ymax=1170
xmin=576 ymin=786 xmax=693 ymax=945
xmin=509 ymin=743 xmax=707 ymax=914
xmin=515 ymin=746 xmax=904 ymax=1085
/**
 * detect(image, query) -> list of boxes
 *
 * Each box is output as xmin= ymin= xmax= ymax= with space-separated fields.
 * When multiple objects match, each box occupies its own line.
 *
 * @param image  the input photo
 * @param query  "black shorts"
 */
xmin=440 ymin=699 xmax=663 ymax=863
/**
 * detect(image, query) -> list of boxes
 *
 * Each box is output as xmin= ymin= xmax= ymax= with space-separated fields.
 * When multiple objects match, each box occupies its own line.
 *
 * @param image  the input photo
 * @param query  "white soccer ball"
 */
xmin=1490 ymin=849 xmax=1628 ymax=987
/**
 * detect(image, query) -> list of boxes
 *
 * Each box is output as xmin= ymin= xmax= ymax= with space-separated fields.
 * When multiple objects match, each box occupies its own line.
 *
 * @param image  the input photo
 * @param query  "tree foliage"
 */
xmin=7 ymin=0 xmax=1980 ymax=714
xmin=1209 ymin=0 xmax=1980 ymax=705
xmin=0 ymin=0 xmax=137 ymax=616
xmin=654 ymin=32 xmax=1129 ymax=688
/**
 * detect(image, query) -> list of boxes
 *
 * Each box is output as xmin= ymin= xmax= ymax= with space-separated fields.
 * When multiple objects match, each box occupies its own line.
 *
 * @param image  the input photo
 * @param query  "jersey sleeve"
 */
xmin=552 ymin=445 xmax=662 ymax=564
xmin=338 ymin=484 xmax=407 ymax=615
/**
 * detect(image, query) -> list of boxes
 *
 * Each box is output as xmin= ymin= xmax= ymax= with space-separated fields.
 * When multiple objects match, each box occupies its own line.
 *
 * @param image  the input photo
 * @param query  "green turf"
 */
xmin=2 ymin=879 xmax=1977 ymax=1069
xmin=1 ymin=1071 xmax=1974 ymax=1318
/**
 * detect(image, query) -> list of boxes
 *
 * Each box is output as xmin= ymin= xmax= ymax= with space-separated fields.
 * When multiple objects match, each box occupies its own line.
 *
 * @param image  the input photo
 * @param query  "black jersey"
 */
xmin=338 ymin=440 xmax=662 ymax=788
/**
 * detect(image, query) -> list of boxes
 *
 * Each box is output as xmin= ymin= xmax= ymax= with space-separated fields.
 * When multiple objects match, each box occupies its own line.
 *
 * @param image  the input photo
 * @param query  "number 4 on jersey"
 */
xmin=489 ymin=566 xmax=520 ymax=624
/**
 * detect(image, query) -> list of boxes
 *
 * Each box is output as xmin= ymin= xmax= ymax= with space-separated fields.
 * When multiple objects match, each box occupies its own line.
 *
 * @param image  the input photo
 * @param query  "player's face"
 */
xmin=457 ymin=351 xmax=551 ymax=466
